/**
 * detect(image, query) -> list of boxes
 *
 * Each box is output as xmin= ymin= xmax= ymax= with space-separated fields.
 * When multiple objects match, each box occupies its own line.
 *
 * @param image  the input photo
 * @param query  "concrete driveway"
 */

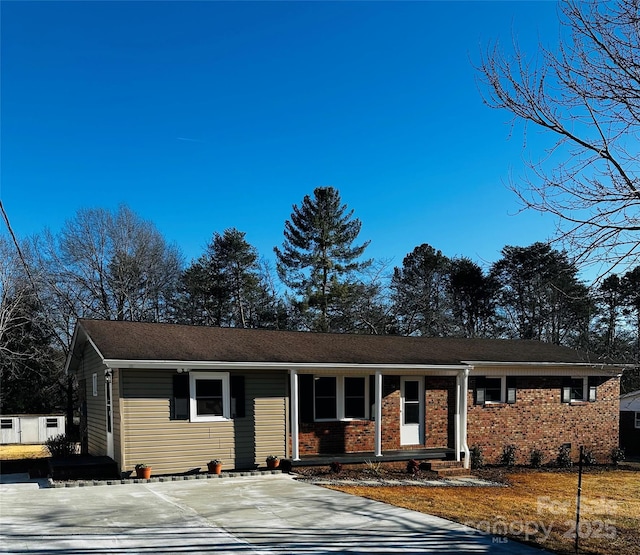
xmin=0 ymin=474 xmax=548 ymax=554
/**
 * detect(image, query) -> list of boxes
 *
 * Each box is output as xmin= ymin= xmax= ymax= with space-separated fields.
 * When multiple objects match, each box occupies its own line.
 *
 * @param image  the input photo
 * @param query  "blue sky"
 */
xmin=1 ymin=1 xmax=564 ymax=273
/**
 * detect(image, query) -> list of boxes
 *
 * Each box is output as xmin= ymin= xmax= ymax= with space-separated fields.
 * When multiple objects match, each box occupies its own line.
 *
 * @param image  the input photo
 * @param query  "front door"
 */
xmin=105 ymin=373 xmax=114 ymax=458
xmin=400 ymin=377 xmax=424 ymax=445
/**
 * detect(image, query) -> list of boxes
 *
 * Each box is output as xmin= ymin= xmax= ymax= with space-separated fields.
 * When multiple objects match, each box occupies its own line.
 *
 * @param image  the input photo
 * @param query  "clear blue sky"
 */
xmin=1 ymin=1 xmax=564 ymax=273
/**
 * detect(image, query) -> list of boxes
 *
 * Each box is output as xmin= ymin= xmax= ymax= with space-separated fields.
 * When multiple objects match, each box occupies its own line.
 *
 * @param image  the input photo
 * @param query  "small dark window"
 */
xmin=571 ymin=378 xmax=585 ymax=401
xmin=1 ymin=419 xmax=12 ymax=429
xmin=314 ymin=377 xmax=337 ymax=420
xmin=195 ymin=379 xmax=224 ymax=416
xmin=46 ymin=418 xmax=58 ymax=429
xmin=485 ymin=378 xmax=502 ymax=403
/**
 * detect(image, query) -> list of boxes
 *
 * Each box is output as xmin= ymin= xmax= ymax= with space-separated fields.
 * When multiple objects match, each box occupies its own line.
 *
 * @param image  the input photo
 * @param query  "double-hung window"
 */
xmin=475 ymin=376 xmax=516 ymax=405
xmin=314 ymin=376 xmax=368 ymax=421
xmin=562 ymin=377 xmax=596 ymax=403
xmin=190 ymin=372 xmax=230 ymax=422
xmin=314 ymin=377 xmax=337 ymax=420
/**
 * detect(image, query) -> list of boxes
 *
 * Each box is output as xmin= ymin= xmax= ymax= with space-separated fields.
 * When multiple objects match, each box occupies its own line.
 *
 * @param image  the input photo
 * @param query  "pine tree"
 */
xmin=274 ymin=187 xmax=371 ymax=332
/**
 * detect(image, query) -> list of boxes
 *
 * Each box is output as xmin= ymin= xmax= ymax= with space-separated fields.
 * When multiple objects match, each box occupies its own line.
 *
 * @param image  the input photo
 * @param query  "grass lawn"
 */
xmin=0 ymin=445 xmax=49 ymax=460
xmin=328 ymin=469 xmax=640 ymax=555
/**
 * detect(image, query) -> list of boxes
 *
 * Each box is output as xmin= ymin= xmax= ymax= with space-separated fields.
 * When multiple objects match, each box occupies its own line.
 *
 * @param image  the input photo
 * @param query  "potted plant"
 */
xmin=135 ymin=463 xmax=151 ymax=479
xmin=266 ymin=455 xmax=280 ymax=469
xmin=207 ymin=459 xmax=223 ymax=475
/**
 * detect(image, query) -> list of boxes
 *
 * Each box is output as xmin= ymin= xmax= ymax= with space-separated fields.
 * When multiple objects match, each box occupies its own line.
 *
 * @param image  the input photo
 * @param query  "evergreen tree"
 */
xmin=491 ymin=243 xmax=592 ymax=346
xmin=177 ymin=228 xmax=280 ymax=328
xmin=448 ymin=257 xmax=499 ymax=338
xmin=274 ymin=187 xmax=371 ymax=332
xmin=391 ymin=244 xmax=451 ymax=336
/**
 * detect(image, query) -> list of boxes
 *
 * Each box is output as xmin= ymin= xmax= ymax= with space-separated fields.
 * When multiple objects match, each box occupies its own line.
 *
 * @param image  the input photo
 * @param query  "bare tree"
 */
xmin=478 ymin=0 xmax=640 ymax=272
xmin=32 ymin=205 xmax=183 ymax=348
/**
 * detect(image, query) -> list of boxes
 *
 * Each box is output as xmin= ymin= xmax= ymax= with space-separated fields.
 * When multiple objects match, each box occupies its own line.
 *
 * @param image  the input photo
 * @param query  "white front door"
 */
xmin=400 ymin=377 xmax=424 ymax=446
xmin=105 ymin=374 xmax=114 ymax=458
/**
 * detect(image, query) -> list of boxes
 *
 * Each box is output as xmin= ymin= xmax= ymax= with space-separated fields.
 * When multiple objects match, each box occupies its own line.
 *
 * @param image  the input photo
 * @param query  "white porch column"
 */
xmin=455 ymin=371 xmax=462 ymax=462
xmin=374 ymin=370 xmax=383 ymax=457
xmin=461 ymin=368 xmax=470 ymax=469
xmin=290 ymin=369 xmax=300 ymax=461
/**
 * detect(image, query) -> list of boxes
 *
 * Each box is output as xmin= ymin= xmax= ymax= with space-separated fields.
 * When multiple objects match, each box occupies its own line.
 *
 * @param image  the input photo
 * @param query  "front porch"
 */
xmin=296 ymin=447 xmax=456 ymax=467
xmin=289 ymin=368 xmax=471 ymax=469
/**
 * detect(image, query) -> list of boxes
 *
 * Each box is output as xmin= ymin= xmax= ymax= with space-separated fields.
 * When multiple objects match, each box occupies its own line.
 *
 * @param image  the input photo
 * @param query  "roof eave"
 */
xmin=102 ymin=359 xmax=469 ymax=374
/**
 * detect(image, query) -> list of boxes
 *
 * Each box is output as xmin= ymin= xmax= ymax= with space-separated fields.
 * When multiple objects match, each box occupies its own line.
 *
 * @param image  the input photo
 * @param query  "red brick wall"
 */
xmin=292 ymin=374 xmax=619 ymax=461
xmin=425 ymin=377 xmax=455 ymax=448
xmin=467 ymin=376 xmax=620 ymax=465
xmin=296 ymin=376 xmax=456 ymax=455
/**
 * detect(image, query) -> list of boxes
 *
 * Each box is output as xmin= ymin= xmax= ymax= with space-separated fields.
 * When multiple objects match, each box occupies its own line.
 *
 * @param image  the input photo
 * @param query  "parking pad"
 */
xmin=0 ymin=474 xmax=549 ymax=554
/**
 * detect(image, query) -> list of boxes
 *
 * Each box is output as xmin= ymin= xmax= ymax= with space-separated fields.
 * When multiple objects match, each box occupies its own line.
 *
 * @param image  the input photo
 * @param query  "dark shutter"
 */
xmin=172 ymin=374 xmax=190 ymax=420
xmin=561 ymin=377 xmax=572 ymax=403
xmin=299 ymin=374 xmax=314 ymax=423
xmin=588 ymin=377 xmax=597 ymax=402
xmin=369 ymin=375 xmax=376 ymax=420
xmin=506 ymin=376 xmax=517 ymax=404
xmin=230 ymin=375 xmax=246 ymax=418
xmin=475 ymin=377 xmax=486 ymax=405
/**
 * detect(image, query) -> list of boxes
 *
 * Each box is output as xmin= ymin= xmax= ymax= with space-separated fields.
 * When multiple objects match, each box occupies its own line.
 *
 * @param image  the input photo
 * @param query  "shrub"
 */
xmin=44 ymin=434 xmax=76 ymax=458
xmin=330 ymin=461 xmax=343 ymax=474
xmin=364 ymin=459 xmax=383 ymax=476
xmin=582 ymin=449 xmax=597 ymax=466
xmin=556 ymin=444 xmax=573 ymax=468
xmin=610 ymin=447 xmax=625 ymax=466
xmin=529 ymin=448 xmax=544 ymax=469
xmin=470 ymin=445 xmax=484 ymax=469
xmin=406 ymin=459 xmax=420 ymax=475
xmin=500 ymin=444 xmax=517 ymax=467
xmin=279 ymin=459 xmax=293 ymax=473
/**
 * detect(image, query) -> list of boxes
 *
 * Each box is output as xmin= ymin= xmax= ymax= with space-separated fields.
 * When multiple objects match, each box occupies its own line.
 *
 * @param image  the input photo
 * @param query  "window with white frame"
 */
xmin=189 ymin=372 xmax=230 ymax=421
xmin=314 ymin=376 xmax=368 ymax=421
xmin=562 ymin=377 xmax=596 ymax=403
xmin=635 ymin=412 xmax=640 ymax=429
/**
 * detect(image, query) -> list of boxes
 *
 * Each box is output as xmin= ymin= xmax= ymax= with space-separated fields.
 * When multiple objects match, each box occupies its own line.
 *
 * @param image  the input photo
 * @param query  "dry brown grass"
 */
xmin=0 ymin=444 xmax=49 ymax=460
xmin=328 ymin=469 xmax=640 ymax=555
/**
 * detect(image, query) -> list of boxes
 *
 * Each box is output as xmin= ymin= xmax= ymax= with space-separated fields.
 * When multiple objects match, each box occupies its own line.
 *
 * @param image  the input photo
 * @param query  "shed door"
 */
xmin=400 ymin=377 xmax=424 ymax=446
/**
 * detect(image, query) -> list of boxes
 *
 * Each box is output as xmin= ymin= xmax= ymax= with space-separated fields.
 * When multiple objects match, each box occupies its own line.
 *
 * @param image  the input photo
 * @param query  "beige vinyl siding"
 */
xmin=249 ymin=372 xmax=288 ymax=465
xmin=80 ymin=344 xmax=109 ymax=456
xmin=120 ymin=369 xmax=287 ymax=475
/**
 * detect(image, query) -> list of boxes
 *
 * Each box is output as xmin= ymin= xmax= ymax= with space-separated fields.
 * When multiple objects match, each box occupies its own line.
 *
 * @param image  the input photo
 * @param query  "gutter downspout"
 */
xmin=374 ymin=370 xmax=383 ymax=457
xmin=289 ymin=369 xmax=300 ymax=461
xmin=455 ymin=372 xmax=461 ymax=462
xmin=461 ymin=367 xmax=471 ymax=469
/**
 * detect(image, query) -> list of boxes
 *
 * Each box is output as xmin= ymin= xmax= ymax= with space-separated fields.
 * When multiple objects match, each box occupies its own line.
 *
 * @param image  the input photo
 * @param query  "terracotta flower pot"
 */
xmin=136 ymin=467 xmax=152 ymax=479
xmin=266 ymin=458 xmax=280 ymax=469
xmin=208 ymin=462 xmax=222 ymax=475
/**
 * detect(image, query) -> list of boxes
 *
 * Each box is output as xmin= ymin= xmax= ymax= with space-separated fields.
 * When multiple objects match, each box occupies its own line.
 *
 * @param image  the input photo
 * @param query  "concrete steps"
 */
xmin=426 ymin=460 xmax=471 ymax=477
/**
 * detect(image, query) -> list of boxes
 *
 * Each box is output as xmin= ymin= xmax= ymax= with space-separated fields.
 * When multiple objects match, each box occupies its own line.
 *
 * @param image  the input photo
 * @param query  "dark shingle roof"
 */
xmin=77 ymin=319 xmax=600 ymax=366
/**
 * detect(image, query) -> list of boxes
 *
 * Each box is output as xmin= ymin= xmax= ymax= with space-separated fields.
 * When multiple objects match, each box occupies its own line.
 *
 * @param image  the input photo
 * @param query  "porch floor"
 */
xmin=295 ymin=448 xmax=455 ymax=467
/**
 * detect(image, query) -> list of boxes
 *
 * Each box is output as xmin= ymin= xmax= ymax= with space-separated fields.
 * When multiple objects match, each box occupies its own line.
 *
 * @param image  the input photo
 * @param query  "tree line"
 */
xmin=1 ymin=187 xmax=639 ymax=415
